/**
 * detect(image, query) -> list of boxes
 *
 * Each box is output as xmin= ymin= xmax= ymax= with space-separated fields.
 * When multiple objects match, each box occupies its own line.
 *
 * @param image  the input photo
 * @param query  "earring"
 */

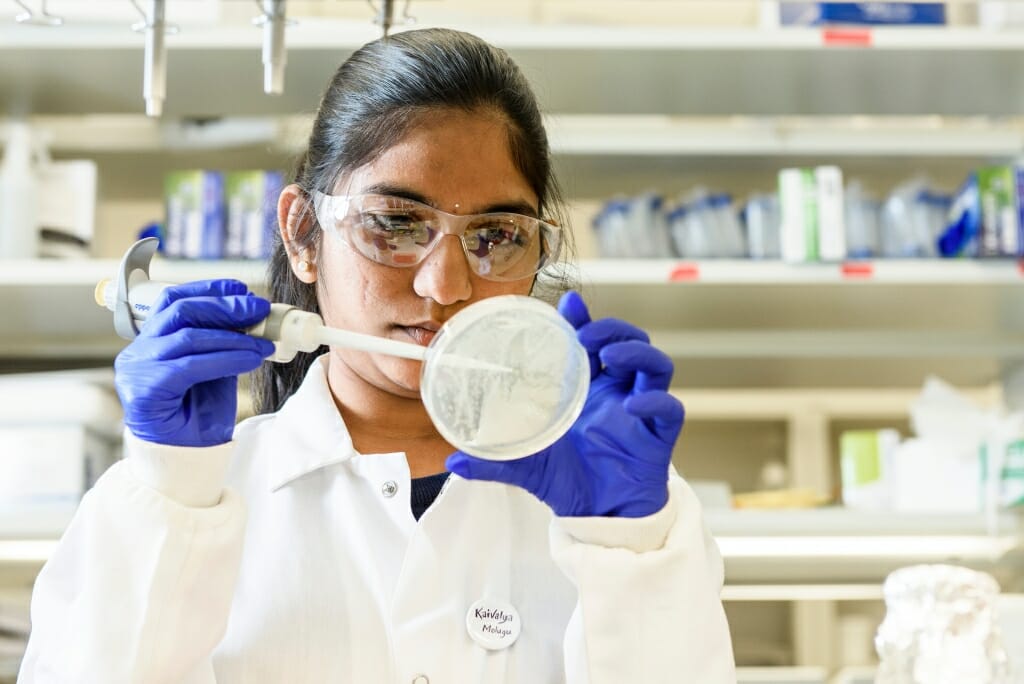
xmin=297 ymin=259 xmax=311 ymax=273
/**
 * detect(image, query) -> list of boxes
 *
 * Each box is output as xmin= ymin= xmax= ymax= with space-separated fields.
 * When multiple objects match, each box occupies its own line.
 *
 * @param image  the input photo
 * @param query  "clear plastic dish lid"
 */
xmin=421 ymin=295 xmax=589 ymax=461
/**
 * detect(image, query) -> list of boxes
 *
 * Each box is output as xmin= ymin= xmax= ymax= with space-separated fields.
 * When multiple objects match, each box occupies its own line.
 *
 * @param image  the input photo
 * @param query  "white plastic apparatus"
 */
xmin=97 ymin=239 xmax=589 ymax=461
xmin=0 ymin=122 xmax=40 ymax=259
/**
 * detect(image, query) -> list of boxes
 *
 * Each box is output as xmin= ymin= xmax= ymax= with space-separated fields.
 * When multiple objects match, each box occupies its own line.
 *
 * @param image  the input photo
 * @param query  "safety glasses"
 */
xmin=311 ymin=191 xmax=561 ymax=282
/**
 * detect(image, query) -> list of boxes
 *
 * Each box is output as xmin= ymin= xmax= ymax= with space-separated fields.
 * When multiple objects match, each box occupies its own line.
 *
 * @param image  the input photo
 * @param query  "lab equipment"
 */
xmin=815 ymin=166 xmax=846 ymax=262
xmin=0 ymin=371 xmax=121 ymax=536
xmin=12 ymin=0 xmax=62 ymax=25
xmin=976 ymin=165 xmax=1024 ymax=257
xmin=592 ymin=194 xmax=675 ymax=259
xmin=592 ymin=198 xmax=631 ymax=258
xmin=130 ymin=0 xmax=174 ymax=117
xmin=778 ymin=166 xmax=847 ymax=262
xmin=313 ymin=191 xmax=561 ymax=282
xmin=742 ymin=193 xmax=782 ymax=259
xmin=164 ymin=170 xmax=225 ymax=259
xmin=709 ymin=193 xmax=747 ymax=258
xmin=632 ymin=193 xmax=674 ymax=259
xmin=100 ymin=239 xmax=589 ymax=460
xmin=939 ymin=172 xmax=981 ymax=258
xmin=113 ymin=278 xmax=275 ymax=447
xmin=671 ymin=190 xmax=721 ymax=259
xmin=253 ymin=0 xmax=288 ymax=95
xmin=372 ymin=0 xmax=415 ymax=37
xmin=880 ymin=179 xmax=950 ymax=258
xmin=844 ymin=181 xmax=881 ymax=259
xmin=0 ymin=122 xmax=39 ymax=259
xmin=840 ymin=429 xmax=899 ymax=510
xmin=876 ymin=564 xmax=1012 ymax=683
xmin=37 ymin=159 xmax=97 ymax=258
xmin=778 ymin=167 xmax=818 ymax=263
xmin=779 ymin=2 xmax=946 ymax=25
xmin=225 ymin=170 xmax=283 ymax=259
xmin=447 ymin=292 xmax=680 ymax=518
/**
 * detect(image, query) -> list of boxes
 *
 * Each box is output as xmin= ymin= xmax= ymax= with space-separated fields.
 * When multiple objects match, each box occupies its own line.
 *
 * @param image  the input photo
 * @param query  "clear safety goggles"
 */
xmin=311 ymin=191 xmax=562 ymax=282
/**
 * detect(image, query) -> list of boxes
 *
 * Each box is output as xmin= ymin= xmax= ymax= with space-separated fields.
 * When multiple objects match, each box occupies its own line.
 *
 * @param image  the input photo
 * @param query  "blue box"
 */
xmin=781 ymin=3 xmax=947 ymax=26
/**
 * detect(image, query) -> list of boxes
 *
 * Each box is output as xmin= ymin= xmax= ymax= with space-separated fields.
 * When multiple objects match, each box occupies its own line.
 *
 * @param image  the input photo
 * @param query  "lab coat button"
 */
xmin=381 ymin=480 xmax=399 ymax=498
xmin=411 ymin=676 xmax=429 ymax=684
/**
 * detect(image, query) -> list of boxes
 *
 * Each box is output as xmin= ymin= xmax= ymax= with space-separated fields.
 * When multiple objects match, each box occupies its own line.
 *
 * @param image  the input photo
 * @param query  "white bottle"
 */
xmin=0 ymin=123 xmax=40 ymax=259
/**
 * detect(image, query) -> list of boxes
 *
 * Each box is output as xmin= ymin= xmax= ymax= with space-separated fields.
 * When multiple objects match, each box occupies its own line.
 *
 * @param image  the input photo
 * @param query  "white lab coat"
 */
xmin=20 ymin=356 xmax=735 ymax=683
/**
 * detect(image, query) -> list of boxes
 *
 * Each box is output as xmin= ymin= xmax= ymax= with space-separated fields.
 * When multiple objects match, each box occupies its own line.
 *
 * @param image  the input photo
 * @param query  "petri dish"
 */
xmin=421 ymin=295 xmax=589 ymax=461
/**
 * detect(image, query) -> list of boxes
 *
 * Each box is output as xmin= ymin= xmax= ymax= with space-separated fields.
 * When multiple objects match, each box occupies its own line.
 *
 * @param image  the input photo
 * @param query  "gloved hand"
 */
xmin=446 ymin=291 xmax=683 ymax=518
xmin=114 ymin=279 xmax=275 ymax=448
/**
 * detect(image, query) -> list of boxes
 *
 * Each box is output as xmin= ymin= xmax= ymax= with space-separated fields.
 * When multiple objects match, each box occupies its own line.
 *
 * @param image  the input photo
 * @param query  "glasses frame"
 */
xmin=309 ymin=190 xmax=562 ymax=282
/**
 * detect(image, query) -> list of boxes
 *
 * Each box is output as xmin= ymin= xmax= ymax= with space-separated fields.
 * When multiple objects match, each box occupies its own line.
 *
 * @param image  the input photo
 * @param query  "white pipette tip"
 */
xmin=313 ymin=323 xmax=513 ymax=373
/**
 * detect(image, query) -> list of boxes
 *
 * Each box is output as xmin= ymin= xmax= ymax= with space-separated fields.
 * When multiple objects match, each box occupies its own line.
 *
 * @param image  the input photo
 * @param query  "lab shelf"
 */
xmin=4 ymin=20 xmax=1024 ymax=117
xmin=25 ymin=113 xmax=1024 ymax=158
xmin=737 ymin=667 xmax=829 ymax=684
xmin=572 ymin=259 xmax=1024 ymax=387
xmin=722 ymin=584 xmax=884 ymax=602
xmin=828 ymin=667 xmax=877 ymax=684
xmin=580 ymin=258 xmax=1024 ymax=285
xmin=707 ymin=508 xmax=1024 ymax=584
xmin=547 ymin=115 xmax=1024 ymax=158
xmin=4 ymin=258 xmax=1024 ymax=381
xmin=0 ymin=541 xmax=56 ymax=565
xmin=4 ymin=21 xmax=1024 ymax=52
xmin=706 ymin=508 xmax=1024 ymax=537
xmin=676 ymin=386 xmax=1000 ymax=420
xmin=6 ymin=255 xmax=1023 ymax=286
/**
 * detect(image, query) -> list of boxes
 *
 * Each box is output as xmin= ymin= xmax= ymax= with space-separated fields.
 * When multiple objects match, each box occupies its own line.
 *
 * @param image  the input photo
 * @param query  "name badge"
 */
xmin=466 ymin=598 xmax=521 ymax=650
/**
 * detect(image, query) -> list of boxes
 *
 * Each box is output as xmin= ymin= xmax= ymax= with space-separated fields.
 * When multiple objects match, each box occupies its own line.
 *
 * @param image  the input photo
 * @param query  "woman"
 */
xmin=21 ymin=28 xmax=734 ymax=683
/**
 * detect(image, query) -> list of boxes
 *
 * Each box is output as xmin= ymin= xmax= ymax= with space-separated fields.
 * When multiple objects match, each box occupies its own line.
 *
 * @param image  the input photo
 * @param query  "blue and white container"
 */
xmin=226 ymin=170 xmax=285 ymax=259
xmin=780 ymin=2 xmax=946 ymax=25
xmin=743 ymin=194 xmax=782 ymax=260
xmin=164 ymin=170 xmax=225 ymax=259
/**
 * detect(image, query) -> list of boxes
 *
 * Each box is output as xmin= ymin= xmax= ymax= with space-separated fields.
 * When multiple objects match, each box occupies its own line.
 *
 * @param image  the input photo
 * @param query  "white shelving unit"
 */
xmin=23 ymin=113 xmax=1024 ymax=158
xmin=3 ymin=20 xmax=1024 ymax=117
xmin=5 ymin=257 xmax=1024 ymax=374
xmin=4 ymin=4 xmax=1024 ymax=675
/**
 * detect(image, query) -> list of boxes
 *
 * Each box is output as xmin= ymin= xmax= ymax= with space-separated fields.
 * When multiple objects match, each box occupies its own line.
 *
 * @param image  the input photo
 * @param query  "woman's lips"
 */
xmin=401 ymin=326 xmax=437 ymax=347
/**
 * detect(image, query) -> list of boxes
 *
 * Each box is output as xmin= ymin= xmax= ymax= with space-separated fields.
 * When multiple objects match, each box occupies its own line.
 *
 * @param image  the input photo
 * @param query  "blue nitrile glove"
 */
xmin=114 ymin=279 xmax=276 ymax=448
xmin=446 ymin=291 xmax=683 ymax=518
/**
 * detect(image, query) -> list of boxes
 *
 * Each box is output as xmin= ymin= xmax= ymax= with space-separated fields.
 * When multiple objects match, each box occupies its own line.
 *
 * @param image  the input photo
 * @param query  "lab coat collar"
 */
xmin=267 ymin=355 xmax=360 ymax=492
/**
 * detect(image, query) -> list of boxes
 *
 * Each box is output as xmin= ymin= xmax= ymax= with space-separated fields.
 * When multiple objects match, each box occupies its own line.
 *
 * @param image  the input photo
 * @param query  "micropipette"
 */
xmin=100 ymin=239 xmax=589 ymax=461
xmin=95 ymin=239 xmax=510 ymax=370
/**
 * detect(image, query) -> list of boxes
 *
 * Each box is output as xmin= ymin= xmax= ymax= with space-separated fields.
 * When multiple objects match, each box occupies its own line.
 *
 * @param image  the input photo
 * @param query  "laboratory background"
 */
xmin=2 ymin=0 xmax=1024 ymax=681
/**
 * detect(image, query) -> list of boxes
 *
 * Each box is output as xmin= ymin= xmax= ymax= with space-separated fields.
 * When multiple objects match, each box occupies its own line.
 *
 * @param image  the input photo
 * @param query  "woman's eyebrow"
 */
xmin=359 ymin=182 xmax=431 ymax=205
xmin=359 ymin=182 xmax=538 ymax=218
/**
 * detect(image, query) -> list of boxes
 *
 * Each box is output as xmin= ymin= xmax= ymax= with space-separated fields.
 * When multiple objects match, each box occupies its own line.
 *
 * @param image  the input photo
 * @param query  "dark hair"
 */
xmin=253 ymin=28 xmax=577 ymax=414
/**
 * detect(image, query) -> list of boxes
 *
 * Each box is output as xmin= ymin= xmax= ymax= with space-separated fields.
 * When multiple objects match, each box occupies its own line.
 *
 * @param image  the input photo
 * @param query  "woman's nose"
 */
xmin=412 ymin=234 xmax=473 ymax=305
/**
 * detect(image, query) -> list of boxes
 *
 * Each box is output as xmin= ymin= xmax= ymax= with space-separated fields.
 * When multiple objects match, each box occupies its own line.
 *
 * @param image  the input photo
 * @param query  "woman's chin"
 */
xmin=383 ymin=358 xmax=424 ymax=395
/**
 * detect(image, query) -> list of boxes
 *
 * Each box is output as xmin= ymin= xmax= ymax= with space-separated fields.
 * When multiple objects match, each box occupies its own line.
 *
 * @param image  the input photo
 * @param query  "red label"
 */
xmin=1017 ymin=260 xmax=1024 ymax=276
xmin=841 ymin=261 xmax=874 ymax=279
xmin=668 ymin=263 xmax=701 ymax=282
xmin=822 ymin=28 xmax=873 ymax=47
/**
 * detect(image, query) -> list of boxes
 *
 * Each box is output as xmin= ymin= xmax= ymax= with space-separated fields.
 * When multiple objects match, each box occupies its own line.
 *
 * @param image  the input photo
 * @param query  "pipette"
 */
xmin=95 ymin=239 xmax=508 ymax=368
xmin=99 ymin=239 xmax=588 ymax=461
